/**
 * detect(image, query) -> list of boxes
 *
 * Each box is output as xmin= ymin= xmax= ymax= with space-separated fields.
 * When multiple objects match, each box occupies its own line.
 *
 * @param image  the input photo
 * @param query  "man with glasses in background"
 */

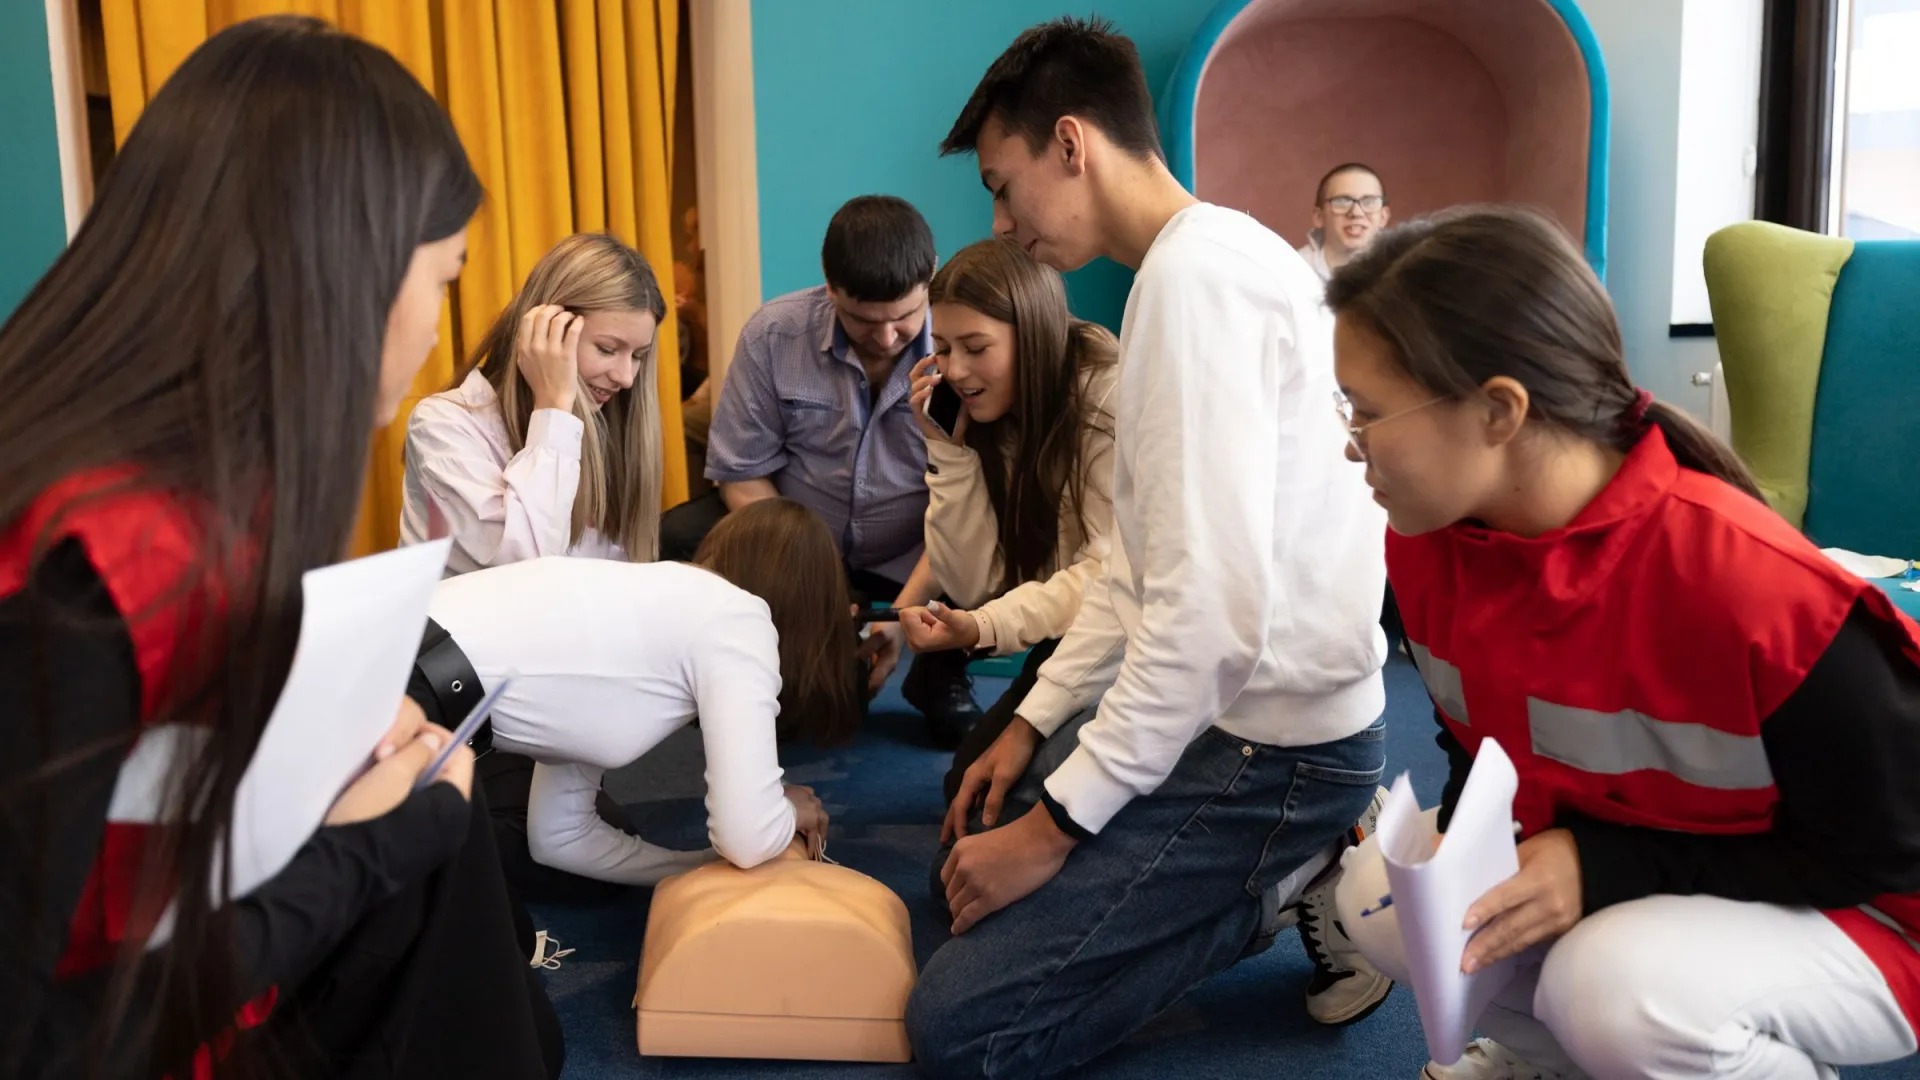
xmin=1299 ymin=164 xmax=1391 ymax=280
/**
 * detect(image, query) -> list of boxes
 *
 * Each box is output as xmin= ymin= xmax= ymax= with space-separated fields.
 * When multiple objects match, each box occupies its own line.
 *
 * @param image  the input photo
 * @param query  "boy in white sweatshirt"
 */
xmin=905 ymin=17 xmax=1393 ymax=1079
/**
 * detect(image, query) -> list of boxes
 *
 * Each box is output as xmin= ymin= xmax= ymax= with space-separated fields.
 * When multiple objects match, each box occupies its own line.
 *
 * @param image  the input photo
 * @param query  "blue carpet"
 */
xmin=530 ymin=656 xmax=1920 ymax=1079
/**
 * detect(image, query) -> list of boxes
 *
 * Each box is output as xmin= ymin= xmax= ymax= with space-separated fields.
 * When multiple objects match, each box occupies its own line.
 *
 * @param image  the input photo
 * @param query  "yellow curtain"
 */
xmin=98 ymin=0 xmax=688 ymax=557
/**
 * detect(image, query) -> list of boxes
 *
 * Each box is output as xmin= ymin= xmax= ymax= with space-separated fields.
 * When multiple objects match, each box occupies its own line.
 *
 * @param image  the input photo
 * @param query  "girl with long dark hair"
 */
xmin=1328 ymin=206 xmax=1920 ymax=1079
xmin=893 ymin=238 xmax=1117 ymax=805
xmin=0 ymin=17 xmax=557 ymax=1079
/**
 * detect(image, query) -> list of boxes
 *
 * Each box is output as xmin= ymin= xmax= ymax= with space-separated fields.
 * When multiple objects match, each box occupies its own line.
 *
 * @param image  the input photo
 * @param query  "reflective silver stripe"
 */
xmin=1407 ymin=640 xmax=1470 ymax=725
xmin=1527 ymin=699 xmax=1774 ymax=791
xmin=1858 ymin=905 xmax=1920 ymax=955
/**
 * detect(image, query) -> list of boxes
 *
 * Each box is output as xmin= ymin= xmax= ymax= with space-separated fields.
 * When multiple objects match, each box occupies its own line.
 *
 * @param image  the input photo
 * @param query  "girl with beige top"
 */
xmin=896 ymin=237 xmax=1118 ymax=800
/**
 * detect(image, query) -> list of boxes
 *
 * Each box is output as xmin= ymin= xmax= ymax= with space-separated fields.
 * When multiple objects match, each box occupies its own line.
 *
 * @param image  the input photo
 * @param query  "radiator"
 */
xmin=1694 ymin=364 xmax=1732 ymax=443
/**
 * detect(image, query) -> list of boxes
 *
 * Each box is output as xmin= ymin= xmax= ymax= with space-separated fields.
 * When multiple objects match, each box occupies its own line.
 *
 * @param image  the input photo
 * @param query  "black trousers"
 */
xmin=941 ymin=637 xmax=1061 ymax=805
xmin=659 ymin=487 xmax=730 ymax=563
xmin=271 ymin=784 xmax=563 ymax=1079
xmin=1382 ymin=582 xmax=1405 ymax=650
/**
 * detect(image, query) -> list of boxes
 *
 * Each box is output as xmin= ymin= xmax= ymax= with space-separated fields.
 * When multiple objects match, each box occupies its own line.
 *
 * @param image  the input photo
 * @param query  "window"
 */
xmin=1832 ymin=0 xmax=1920 ymax=238
xmin=1672 ymin=0 xmax=1769 ymax=328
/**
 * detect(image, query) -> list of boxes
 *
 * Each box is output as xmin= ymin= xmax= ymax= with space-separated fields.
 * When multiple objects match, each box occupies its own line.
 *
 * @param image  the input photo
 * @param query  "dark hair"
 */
xmin=460 ymin=233 xmax=667 ymax=559
xmin=940 ymin=15 xmax=1162 ymax=164
xmin=820 ymin=195 xmax=936 ymax=303
xmin=1327 ymin=206 xmax=1762 ymax=501
xmin=929 ymin=238 xmax=1117 ymax=592
xmin=0 ymin=15 xmax=479 ymax=1076
xmin=694 ymin=499 xmax=862 ymax=747
xmin=1316 ymin=162 xmax=1385 ymax=205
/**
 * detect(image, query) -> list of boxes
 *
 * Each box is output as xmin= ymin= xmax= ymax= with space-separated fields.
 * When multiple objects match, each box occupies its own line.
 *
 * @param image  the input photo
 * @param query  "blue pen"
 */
xmin=1359 ymin=893 xmax=1394 ymax=918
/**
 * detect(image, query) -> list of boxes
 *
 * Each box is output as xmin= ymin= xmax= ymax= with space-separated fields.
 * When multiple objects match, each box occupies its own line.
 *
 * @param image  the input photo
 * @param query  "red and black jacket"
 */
xmin=1390 ymin=428 xmax=1920 ymax=1027
xmin=0 ymin=471 xmax=465 ymax=1077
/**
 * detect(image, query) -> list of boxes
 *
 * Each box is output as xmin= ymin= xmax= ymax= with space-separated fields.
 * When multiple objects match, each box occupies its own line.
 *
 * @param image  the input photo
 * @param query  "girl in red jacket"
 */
xmin=1327 ymin=206 xmax=1920 ymax=1079
xmin=0 ymin=16 xmax=558 ymax=1079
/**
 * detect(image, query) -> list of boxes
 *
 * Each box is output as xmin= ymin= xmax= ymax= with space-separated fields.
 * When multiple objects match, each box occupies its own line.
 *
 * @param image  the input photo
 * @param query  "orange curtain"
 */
xmin=98 ymin=0 xmax=688 ymax=557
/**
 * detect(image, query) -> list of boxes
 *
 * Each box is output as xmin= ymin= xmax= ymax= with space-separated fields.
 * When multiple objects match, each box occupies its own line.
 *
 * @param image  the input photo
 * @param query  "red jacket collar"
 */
xmin=1434 ymin=427 xmax=1679 ymax=610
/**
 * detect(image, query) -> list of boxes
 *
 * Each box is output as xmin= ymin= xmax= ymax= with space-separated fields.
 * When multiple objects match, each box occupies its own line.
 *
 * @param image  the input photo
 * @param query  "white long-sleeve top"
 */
xmin=401 ymin=370 xmax=623 ymax=575
xmin=1021 ymin=203 xmax=1389 ymax=836
xmin=922 ymin=363 xmax=1118 ymax=654
xmin=427 ymin=557 xmax=797 ymax=883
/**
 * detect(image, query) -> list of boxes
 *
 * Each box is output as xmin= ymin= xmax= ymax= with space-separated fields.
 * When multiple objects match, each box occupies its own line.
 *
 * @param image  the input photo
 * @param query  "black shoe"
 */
xmin=903 ymin=660 xmax=981 ymax=750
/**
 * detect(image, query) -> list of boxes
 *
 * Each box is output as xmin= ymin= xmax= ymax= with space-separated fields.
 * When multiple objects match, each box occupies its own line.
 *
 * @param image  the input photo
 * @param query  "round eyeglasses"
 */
xmin=1333 ymin=390 xmax=1445 ymax=460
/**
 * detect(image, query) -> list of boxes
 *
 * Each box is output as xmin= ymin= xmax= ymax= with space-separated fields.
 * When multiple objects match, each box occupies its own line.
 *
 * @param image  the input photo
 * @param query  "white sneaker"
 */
xmin=1300 ymin=785 xmax=1394 ymax=1025
xmin=1423 ymin=1039 xmax=1572 ymax=1080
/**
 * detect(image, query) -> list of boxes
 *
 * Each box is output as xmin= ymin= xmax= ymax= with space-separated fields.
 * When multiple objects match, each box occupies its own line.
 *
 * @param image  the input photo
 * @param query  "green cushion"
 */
xmin=1802 ymin=240 xmax=1920 ymax=558
xmin=1703 ymin=222 xmax=1856 ymax=528
xmin=967 ymin=652 xmax=1028 ymax=679
xmin=867 ymin=602 xmax=1030 ymax=678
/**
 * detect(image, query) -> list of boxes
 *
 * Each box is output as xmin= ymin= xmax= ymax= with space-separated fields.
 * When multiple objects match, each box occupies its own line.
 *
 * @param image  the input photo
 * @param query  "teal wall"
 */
xmin=749 ymin=1 xmax=1217 ymax=332
xmin=0 ymin=3 xmax=67 ymax=320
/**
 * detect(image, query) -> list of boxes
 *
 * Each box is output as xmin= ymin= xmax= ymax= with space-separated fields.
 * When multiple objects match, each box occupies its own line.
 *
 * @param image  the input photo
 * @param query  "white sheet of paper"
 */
xmin=1377 ymin=737 xmax=1523 ymax=1066
xmin=147 ymin=539 xmax=451 ymax=946
xmin=1822 ymin=547 xmax=1911 ymax=579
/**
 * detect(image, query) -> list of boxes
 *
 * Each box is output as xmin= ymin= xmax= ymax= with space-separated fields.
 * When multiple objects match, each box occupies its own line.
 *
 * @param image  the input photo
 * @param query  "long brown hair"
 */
xmin=694 ymin=499 xmax=861 ymax=746
xmin=457 ymin=233 xmax=667 ymax=559
xmin=929 ymin=238 xmax=1116 ymax=592
xmin=0 ymin=16 xmax=479 ymax=1076
xmin=1326 ymin=206 xmax=1763 ymax=501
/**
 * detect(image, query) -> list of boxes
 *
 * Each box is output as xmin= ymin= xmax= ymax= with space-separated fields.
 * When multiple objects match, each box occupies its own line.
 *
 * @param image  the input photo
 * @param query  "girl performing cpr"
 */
xmin=421 ymin=499 xmax=861 ymax=883
xmin=1329 ymin=206 xmax=1920 ymax=1079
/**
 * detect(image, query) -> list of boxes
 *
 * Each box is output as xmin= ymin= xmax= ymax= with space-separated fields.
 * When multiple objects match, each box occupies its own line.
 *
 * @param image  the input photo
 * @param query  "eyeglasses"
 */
xmin=1333 ymin=390 xmax=1444 ymax=460
xmin=1324 ymin=195 xmax=1385 ymax=214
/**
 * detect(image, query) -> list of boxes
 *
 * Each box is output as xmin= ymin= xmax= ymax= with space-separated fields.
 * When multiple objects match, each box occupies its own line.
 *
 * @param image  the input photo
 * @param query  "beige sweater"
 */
xmin=923 ymin=363 xmax=1118 ymax=654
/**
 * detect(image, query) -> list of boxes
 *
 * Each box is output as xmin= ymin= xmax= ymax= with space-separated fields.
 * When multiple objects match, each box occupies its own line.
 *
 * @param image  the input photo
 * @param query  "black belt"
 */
xmin=411 ymin=618 xmax=492 ymax=756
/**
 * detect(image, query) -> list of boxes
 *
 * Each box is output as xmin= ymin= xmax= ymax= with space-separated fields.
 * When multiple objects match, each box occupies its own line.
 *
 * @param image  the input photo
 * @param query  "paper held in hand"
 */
xmin=119 ymin=539 xmax=452 ymax=946
xmin=1375 ymin=737 xmax=1523 ymax=1066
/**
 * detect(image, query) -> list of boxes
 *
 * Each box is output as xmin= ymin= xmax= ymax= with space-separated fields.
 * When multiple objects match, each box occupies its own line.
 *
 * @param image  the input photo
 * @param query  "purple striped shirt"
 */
xmin=705 ymin=285 xmax=931 ymax=583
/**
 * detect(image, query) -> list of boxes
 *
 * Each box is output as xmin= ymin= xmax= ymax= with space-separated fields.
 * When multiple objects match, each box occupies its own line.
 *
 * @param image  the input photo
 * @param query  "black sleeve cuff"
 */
xmin=1561 ymin=816 xmax=1648 ymax=915
xmin=1038 ymin=789 xmax=1096 ymax=843
xmin=1434 ymin=712 xmax=1472 ymax=834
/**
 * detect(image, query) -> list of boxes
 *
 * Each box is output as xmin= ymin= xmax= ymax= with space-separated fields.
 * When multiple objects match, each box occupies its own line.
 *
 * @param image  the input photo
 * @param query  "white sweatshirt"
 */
xmin=427 ymin=557 xmax=796 ymax=884
xmin=1021 ymin=203 xmax=1388 ymax=835
xmin=401 ymin=370 xmax=624 ymax=575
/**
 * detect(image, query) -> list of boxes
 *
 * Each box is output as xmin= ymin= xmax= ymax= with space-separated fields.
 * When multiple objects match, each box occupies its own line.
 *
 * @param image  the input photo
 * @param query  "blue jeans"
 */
xmin=906 ymin=708 xmax=1386 ymax=1079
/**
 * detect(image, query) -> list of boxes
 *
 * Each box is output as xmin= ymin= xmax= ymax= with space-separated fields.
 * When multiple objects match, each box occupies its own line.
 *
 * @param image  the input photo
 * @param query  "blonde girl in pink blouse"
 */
xmin=402 ymin=232 xmax=667 ymax=573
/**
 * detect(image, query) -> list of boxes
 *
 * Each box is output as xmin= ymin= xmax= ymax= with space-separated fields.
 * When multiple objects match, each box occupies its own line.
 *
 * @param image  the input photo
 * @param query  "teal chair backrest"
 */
xmin=1802 ymin=241 xmax=1920 ymax=559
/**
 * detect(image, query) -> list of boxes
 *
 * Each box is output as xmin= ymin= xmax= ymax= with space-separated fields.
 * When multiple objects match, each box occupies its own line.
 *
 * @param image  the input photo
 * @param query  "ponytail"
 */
xmin=1330 ymin=205 xmax=1770 ymax=508
xmin=1639 ymin=401 xmax=1765 ymax=503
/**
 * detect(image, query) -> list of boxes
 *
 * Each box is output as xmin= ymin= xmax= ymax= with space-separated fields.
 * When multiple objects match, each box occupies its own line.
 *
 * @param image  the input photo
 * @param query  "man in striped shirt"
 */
xmin=661 ymin=195 xmax=982 ymax=746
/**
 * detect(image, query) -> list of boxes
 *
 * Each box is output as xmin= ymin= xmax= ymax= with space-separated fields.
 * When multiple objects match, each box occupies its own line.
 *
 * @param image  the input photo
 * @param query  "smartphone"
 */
xmin=925 ymin=377 xmax=965 ymax=439
xmin=853 ymin=608 xmax=901 ymax=627
xmin=413 ymin=675 xmax=513 ymax=791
